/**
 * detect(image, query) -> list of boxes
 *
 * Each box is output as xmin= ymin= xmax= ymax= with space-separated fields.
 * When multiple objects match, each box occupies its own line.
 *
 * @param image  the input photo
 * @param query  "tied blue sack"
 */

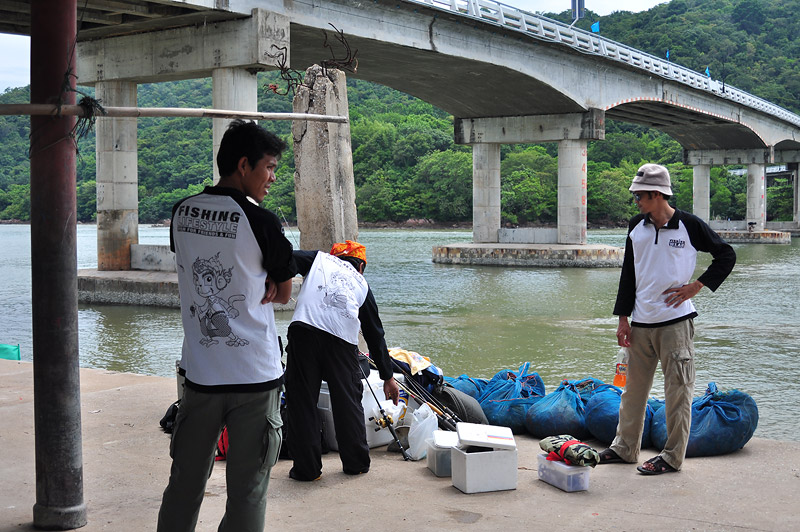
xmin=584 ymin=386 xmax=658 ymax=448
xmin=477 ymin=362 xmax=545 ymax=434
xmin=650 ymin=382 xmax=759 ymax=457
xmin=444 ymin=374 xmax=489 ymax=400
xmin=524 ymin=378 xmax=605 ymax=439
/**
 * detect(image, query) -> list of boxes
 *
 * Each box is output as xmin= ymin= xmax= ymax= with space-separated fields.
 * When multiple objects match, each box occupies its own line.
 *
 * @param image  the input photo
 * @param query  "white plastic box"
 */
xmin=451 ymin=423 xmax=517 ymax=494
xmin=536 ymin=453 xmax=591 ymax=492
xmin=318 ymin=372 xmax=405 ymax=451
xmin=426 ymin=430 xmax=460 ymax=477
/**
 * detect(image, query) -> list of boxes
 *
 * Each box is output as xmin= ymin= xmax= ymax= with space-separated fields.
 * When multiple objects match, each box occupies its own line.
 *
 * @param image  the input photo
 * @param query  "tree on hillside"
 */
xmin=411 ymin=150 xmax=473 ymax=221
xmin=733 ymin=0 xmax=767 ymax=34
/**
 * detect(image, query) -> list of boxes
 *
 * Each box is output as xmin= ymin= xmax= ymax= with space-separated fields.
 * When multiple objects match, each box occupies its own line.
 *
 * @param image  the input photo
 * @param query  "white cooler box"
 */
xmin=318 ymin=371 xmax=408 ymax=451
xmin=451 ymin=422 xmax=517 ymax=494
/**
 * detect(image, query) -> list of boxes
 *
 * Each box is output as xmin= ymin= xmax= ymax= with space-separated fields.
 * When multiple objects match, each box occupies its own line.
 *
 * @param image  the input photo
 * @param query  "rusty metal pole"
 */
xmin=30 ymin=0 xmax=88 ymax=529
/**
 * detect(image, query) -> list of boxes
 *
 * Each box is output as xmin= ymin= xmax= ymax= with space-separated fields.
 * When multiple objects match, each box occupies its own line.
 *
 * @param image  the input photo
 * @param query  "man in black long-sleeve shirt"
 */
xmin=598 ymin=164 xmax=735 ymax=476
xmin=284 ymin=240 xmax=399 ymax=481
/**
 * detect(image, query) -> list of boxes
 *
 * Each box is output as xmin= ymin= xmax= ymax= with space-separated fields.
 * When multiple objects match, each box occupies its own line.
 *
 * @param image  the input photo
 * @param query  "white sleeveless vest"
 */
xmin=292 ymin=252 xmax=368 ymax=345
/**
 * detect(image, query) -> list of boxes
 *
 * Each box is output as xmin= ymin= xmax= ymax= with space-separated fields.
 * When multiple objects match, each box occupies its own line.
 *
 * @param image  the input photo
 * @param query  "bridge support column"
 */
xmin=472 ymin=143 xmax=501 ymax=243
xmin=747 ymin=163 xmax=766 ymax=230
xmin=791 ymin=163 xmax=799 ymax=223
xmin=212 ymin=67 xmax=258 ymax=184
xmin=96 ymin=80 xmax=138 ymax=271
xmin=293 ymin=65 xmax=358 ymax=251
xmin=692 ymin=164 xmax=711 ymax=221
xmin=557 ymin=139 xmax=587 ymax=244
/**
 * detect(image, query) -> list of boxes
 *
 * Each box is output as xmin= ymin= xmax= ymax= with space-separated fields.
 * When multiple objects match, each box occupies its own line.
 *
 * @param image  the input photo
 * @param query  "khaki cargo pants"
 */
xmin=610 ymin=319 xmax=695 ymax=470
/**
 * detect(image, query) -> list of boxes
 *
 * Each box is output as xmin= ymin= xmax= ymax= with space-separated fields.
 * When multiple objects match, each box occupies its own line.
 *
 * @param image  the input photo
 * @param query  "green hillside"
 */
xmin=0 ymin=0 xmax=796 ymax=224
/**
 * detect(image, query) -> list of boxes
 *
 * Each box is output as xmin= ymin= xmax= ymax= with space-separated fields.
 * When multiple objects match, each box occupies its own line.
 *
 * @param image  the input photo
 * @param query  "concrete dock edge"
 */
xmin=2 ymin=359 xmax=798 ymax=532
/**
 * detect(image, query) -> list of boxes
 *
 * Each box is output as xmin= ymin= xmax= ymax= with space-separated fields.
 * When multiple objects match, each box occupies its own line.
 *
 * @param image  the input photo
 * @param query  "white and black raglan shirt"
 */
xmin=170 ymin=186 xmax=296 ymax=392
xmin=291 ymin=250 xmax=395 ymax=381
xmin=613 ymin=209 xmax=736 ymax=327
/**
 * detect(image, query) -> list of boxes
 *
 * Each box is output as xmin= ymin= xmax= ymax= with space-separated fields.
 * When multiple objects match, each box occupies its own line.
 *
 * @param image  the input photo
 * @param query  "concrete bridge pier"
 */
xmin=792 ymin=162 xmax=800 ymax=223
xmin=692 ymin=164 xmax=711 ymax=221
xmin=557 ymin=139 xmax=588 ymax=244
xmin=96 ymin=80 xmax=139 ymax=271
xmin=212 ymin=67 xmax=258 ymax=184
xmin=455 ymin=111 xmax=602 ymax=246
xmin=747 ymin=163 xmax=767 ymax=230
xmin=472 ymin=143 xmax=501 ymax=243
xmin=77 ymin=9 xmax=290 ymax=269
xmin=435 ymin=110 xmax=621 ymax=266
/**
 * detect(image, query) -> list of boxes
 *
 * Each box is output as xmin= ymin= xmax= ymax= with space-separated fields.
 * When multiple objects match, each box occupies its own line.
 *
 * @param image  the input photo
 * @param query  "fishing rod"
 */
xmin=366 ymin=356 xmax=459 ymax=432
xmin=357 ymin=363 xmax=411 ymax=461
xmin=387 ymin=357 xmax=464 ymax=428
xmin=392 ymin=377 xmax=457 ymax=432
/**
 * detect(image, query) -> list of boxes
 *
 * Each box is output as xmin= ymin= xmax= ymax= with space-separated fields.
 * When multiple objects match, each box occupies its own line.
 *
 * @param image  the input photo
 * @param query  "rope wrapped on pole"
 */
xmin=0 ymin=104 xmax=349 ymax=123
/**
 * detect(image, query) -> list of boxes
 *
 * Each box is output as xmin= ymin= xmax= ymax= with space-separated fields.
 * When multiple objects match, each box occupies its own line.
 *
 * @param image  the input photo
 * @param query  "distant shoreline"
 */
xmin=1 ymin=219 xmax=626 ymax=230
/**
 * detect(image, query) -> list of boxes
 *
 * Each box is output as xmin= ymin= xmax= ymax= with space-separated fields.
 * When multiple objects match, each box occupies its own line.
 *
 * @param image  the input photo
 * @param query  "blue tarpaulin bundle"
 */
xmin=584 ymin=385 xmax=623 ymax=443
xmin=524 ymin=377 xmax=605 ymax=439
xmin=650 ymin=382 xmax=758 ymax=457
xmin=444 ymin=374 xmax=489 ymax=399
xmin=585 ymin=386 xmax=660 ymax=448
xmin=477 ymin=362 xmax=545 ymax=434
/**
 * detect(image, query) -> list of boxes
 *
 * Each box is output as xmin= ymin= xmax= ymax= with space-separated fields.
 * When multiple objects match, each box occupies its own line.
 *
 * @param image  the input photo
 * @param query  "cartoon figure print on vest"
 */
xmin=318 ymin=264 xmax=362 ymax=319
xmin=189 ymin=253 xmax=248 ymax=347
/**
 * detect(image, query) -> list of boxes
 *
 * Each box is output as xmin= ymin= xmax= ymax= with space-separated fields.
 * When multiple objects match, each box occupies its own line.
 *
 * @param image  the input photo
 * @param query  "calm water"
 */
xmin=2 ymin=224 xmax=799 ymax=441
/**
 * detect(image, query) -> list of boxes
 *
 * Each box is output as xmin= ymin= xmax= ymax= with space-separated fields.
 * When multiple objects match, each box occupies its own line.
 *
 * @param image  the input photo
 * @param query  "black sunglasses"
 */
xmin=632 ymin=192 xmax=642 ymax=202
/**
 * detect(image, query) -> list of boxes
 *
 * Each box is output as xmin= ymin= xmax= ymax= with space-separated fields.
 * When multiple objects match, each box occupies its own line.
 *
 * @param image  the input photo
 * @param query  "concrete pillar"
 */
xmin=692 ymin=164 xmax=711 ymax=221
xmin=790 ymin=162 xmax=799 ymax=223
xmin=747 ymin=163 xmax=766 ymax=230
xmin=557 ymin=139 xmax=588 ymax=244
xmin=96 ymin=80 xmax=138 ymax=270
xmin=30 ymin=0 xmax=88 ymax=529
xmin=212 ymin=67 xmax=258 ymax=184
xmin=292 ymin=65 xmax=358 ymax=251
xmin=472 ymin=143 xmax=501 ymax=243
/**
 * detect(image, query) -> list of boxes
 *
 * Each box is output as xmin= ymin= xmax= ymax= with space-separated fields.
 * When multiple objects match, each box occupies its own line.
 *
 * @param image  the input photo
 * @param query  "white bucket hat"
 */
xmin=629 ymin=164 xmax=672 ymax=196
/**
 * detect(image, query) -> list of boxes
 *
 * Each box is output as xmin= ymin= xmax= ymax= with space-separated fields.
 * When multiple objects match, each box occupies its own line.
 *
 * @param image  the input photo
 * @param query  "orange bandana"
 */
xmin=330 ymin=240 xmax=367 ymax=264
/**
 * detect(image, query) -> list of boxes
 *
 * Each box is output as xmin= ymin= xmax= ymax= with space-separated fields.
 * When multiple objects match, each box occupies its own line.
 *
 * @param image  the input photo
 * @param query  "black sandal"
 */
xmin=636 ymin=456 xmax=677 ymax=475
xmin=598 ymin=448 xmax=624 ymax=464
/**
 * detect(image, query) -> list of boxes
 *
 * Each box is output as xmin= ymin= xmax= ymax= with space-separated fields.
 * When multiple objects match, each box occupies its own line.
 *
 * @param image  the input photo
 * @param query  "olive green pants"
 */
xmin=610 ymin=319 xmax=695 ymax=470
xmin=157 ymin=386 xmax=282 ymax=532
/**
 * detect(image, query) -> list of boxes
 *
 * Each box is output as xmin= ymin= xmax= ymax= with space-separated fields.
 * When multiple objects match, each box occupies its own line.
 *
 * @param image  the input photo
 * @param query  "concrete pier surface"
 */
xmin=432 ymin=243 xmax=623 ymax=267
xmin=77 ymin=269 xmax=302 ymax=310
xmin=2 ymin=359 xmax=798 ymax=532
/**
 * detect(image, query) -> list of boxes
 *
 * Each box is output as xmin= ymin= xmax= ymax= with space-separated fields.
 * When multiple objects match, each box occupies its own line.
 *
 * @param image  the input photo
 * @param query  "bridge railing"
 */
xmin=409 ymin=0 xmax=800 ymax=128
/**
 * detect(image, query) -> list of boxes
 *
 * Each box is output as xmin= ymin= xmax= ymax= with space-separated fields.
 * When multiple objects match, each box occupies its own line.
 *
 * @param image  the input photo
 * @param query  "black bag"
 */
xmin=159 ymin=399 xmax=180 ymax=433
xmin=433 ymin=384 xmax=488 ymax=425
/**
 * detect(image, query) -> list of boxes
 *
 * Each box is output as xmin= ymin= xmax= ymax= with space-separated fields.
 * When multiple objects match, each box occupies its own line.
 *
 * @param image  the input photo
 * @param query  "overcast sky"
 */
xmin=0 ymin=1 xmax=666 ymax=92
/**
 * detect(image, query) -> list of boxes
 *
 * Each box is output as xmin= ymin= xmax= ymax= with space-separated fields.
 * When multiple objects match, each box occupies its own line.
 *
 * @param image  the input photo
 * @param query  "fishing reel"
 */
xmin=369 ymin=414 xmax=394 ymax=431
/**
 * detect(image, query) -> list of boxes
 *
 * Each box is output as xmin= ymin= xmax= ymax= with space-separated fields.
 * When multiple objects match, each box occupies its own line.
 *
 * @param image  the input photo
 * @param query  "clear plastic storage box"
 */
xmin=426 ymin=430 xmax=460 ymax=477
xmin=536 ymin=453 xmax=591 ymax=492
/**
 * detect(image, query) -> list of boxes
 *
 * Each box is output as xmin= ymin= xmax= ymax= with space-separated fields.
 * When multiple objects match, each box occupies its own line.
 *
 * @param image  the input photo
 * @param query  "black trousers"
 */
xmin=285 ymin=324 xmax=370 ymax=479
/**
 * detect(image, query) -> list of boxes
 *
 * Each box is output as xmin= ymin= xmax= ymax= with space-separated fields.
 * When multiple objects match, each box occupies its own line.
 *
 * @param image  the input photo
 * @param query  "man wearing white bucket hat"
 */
xmin=598 ymin=163 xmax=736 ymax=475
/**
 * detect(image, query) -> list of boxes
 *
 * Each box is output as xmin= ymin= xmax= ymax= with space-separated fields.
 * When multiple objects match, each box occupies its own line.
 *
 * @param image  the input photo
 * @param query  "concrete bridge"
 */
xmin=5 ymin=0 xmax=798 ymax=269
xmin=4 ymin=2 xmax=800 ymax=527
